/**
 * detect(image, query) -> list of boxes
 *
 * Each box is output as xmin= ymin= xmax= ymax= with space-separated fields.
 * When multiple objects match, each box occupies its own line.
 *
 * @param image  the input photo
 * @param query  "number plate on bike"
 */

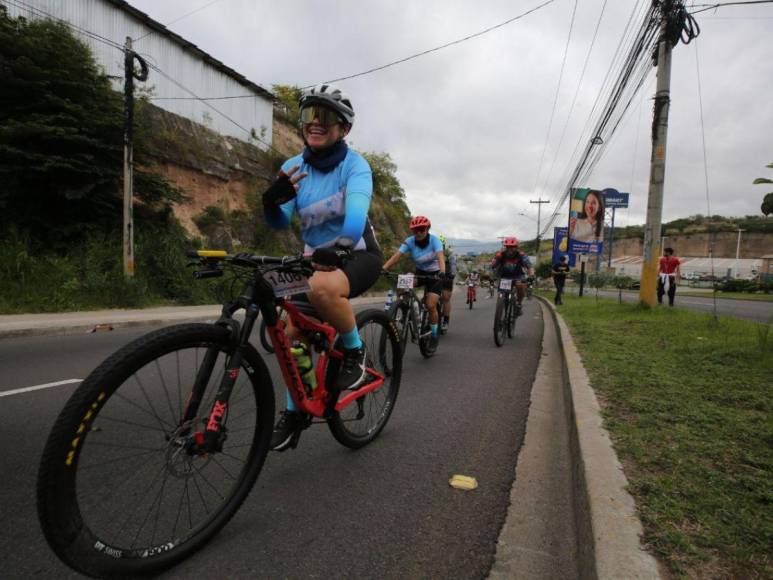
xmin=499 ymin=279 xmax=513 ymax=290
xmin=264 ymin=271 xmax=312 ymax=297
xmin=397 ymin=274 xmax=415 ymax=289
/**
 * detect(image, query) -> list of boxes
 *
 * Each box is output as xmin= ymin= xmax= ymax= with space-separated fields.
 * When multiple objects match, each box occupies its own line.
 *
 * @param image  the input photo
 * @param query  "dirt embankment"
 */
xmin=140 ymin=103 xmax=303 ymax=238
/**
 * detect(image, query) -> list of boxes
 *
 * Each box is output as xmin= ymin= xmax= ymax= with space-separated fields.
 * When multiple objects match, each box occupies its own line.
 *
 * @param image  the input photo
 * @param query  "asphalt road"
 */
xmin=562 ymin=286 xmax=773 ymax=323
xmin=0 ymin=291 xmax=544 ymax=579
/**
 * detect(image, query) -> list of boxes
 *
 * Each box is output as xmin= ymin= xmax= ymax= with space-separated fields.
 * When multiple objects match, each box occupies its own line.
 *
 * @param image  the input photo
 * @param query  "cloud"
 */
xmin=130 ymin=0 xmax=773 ymax=240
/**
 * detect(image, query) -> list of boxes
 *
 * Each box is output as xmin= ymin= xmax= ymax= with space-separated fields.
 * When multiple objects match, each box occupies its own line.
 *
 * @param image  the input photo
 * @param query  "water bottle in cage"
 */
xmin=384 ymin=288 xmax=394 ymax=311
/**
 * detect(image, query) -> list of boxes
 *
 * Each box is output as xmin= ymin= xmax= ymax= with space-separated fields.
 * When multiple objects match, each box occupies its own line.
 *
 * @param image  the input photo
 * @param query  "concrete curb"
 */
xmin=0 ymin=296 xmax=388 ymax=340
xmin=538 ymin=296 xmax=662 ymax=579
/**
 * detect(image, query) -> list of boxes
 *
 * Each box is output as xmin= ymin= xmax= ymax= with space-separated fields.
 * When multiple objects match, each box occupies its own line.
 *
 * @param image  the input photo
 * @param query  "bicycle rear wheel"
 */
xmin=37 ymin=324 xmax=274 ymax=578
xmin=328 ymin=310 xmax=402 ymax=449
xmin=494 ymin=295 xmax=507 ymax=347
xmin=418 ymin=307 xmax=435 ymax=358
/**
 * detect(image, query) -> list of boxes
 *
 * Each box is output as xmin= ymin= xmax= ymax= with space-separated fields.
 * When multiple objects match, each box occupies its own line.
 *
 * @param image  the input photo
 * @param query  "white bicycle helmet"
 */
xmin=299 ymin=84 xmax=355 ymax=126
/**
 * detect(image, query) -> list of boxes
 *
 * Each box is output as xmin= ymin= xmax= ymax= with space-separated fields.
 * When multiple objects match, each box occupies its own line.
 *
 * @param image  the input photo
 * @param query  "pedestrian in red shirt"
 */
xmin=657 ymin=247 xmax=681 ymax=306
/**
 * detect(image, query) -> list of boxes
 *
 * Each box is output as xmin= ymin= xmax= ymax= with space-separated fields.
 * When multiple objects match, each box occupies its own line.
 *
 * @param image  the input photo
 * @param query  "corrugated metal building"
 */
xmin=3 ymin=0 xmax=274 ymax=147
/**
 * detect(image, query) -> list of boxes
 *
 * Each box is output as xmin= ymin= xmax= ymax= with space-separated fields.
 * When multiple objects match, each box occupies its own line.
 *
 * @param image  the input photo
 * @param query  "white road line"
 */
xmin=0 ymin=379 xmax=82 ymax=398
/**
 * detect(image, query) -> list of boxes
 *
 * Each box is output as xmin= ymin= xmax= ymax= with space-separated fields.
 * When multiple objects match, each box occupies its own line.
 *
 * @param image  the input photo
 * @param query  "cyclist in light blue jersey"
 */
xmin=262 ymin=84 xmax=383 ymax=450
xmin=382 ymin=216 xmax=445 ymax=352
xmin=439 ymin=234 xmax=457 ymax=332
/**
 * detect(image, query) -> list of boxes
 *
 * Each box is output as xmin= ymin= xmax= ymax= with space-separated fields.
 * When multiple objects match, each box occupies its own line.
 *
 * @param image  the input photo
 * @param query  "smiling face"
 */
xmin=301 ymin=106 xmax=349 ymax=151
xmin=584 ymin=193 xmax=600 ymax=221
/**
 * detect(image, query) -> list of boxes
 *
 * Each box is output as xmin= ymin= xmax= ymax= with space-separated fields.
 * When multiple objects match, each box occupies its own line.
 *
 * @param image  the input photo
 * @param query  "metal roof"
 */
xmin=106 ymin=0 xmax=273 ymax=101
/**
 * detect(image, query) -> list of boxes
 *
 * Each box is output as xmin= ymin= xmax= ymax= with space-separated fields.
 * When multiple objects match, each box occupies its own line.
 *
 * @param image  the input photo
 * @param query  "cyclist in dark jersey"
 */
xmin=491 ymin=237 xmax=533 ymax=308
xmin=262 ymin=84 xmax=383 ymax=450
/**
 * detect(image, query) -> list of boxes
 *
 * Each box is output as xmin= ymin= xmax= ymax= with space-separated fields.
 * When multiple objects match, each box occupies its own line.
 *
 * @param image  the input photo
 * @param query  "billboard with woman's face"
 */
xmin=568 ymin=187 xmax=604 ymax=254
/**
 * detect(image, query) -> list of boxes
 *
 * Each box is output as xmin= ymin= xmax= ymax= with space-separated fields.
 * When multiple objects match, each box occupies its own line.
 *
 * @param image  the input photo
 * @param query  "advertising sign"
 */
xmin=601 ymin=188 xmax=629 ymax=208
xmin=552 ymin=227 xmax=576 ymax=267
xmin=568 ymin=188 xmax=604 ymax=254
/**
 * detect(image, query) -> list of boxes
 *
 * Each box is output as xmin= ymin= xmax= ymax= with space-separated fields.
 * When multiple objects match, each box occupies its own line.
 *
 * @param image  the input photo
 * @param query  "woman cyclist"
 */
xmin=382 ymin=216 xmax=446 ymax=352
xmin=262 ymin=84 xmax=383 ymax=450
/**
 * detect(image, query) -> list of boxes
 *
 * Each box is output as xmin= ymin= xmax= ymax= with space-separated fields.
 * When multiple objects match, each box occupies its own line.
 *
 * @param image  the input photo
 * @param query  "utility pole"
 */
xmin=122 ymin=37 xmax=148 ymax=278
xmin=734 ymin=228 xmax=745 ymax=278
xmin=639 ymin=2 xmax=675 ymax=306
xmin=530 ymin=198 xmax=550 ymax=264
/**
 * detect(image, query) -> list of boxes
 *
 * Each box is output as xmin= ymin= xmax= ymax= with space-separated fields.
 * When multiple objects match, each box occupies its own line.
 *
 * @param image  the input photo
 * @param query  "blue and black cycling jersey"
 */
xmin=492 ymin=250 xmax=532 ymax=279
xmin=265 ymin=149 xmax=379 ymax=253
xmin=399 ymin=234 xmax=443 ymax=272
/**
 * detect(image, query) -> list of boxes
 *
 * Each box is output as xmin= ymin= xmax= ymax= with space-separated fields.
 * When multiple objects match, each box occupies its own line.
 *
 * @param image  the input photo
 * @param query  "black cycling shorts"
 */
xmin=442 ymin=274 xmax=455 ymax=291
xmin=414 ymin=269 xmax=444 ymax=296
xmin=343 ymin=249 xmax=384 ymax=298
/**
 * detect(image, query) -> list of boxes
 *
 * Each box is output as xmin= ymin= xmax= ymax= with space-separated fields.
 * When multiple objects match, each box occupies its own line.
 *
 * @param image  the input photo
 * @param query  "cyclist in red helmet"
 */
xmin=382 ymin=216 xmax=446 ymax=352
xmin=491 ymin=236 xmax=533 ymax=310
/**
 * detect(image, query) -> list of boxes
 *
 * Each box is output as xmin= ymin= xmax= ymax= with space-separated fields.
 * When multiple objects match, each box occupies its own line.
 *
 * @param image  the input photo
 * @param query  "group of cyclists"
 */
xmin=262 ymin=83 xmax=535 ymax=450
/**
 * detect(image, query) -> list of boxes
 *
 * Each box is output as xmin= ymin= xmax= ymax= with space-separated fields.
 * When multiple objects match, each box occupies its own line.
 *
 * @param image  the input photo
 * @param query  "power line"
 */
xmin=689 ymin=0 xmax=773 ymax=14
xmin=3 ymin=0 xmax=124 ymax=51
xmin=304 ymin=0 xmax=557 ymax=88
xmin=135 ymin=0 xmax=230 ymax=43
xmin=540 ymin=0 xmax=609 ymax=199
xmin=531 ymin=0 xmax=579 ymax=201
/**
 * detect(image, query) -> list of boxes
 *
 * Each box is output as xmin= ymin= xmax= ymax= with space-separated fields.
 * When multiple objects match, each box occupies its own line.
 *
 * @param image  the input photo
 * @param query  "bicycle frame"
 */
xmin=264 ymin=300 xmax=385 ymax=417
xmin=182 ymin=258 xmax=385 ymax=452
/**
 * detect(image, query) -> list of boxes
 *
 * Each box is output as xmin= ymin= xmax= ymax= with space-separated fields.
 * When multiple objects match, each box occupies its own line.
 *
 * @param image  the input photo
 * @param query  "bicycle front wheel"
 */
xmin=507 ymin=296 xmax=517 ymax=338
xmin=494 ymin=295 xmax=507 ymax=347
xmin=37 ymin=323 xmax=275 ymax=578
xmin=328 ymin=309 xmax=402 ymax=449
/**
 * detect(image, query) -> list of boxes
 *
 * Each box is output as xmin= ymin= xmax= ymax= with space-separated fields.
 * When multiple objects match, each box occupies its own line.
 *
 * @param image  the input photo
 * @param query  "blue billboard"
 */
xmin=552 ymin=227 xmax=576 ymax=267
xmin=601 ymin=188 xmax=629 ymax=208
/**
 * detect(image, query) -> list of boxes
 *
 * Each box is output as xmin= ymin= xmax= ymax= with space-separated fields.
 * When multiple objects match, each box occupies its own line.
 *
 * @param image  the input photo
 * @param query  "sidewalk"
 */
xmin=0 ymin=295 xmax=388 ymax=340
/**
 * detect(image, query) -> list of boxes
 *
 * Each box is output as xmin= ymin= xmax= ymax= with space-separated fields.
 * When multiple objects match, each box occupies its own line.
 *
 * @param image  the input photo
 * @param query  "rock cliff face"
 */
xmin=138 ymin=104 xmax=409 ymax=253
xmin=610 ymin=231 xmax=771 ymax=259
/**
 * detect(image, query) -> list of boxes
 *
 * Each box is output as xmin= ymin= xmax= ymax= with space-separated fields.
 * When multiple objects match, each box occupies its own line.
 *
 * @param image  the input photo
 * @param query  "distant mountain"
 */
xmin=446 ymin=238 xmax=502 ymax=255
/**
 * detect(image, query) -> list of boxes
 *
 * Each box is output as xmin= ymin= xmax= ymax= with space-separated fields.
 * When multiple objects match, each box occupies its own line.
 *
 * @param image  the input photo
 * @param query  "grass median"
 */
xmin=553 ymin=295 xmax=772 ymax=579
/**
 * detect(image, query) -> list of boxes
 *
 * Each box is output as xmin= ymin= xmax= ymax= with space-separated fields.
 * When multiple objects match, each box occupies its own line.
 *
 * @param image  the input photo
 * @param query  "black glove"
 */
xmin=311 ymin=245 xmax=352 ymax=269
xmin=445 ymin=272 xmax=455 ymax=280
xmin=262 ymin=174 xmax=297 ymax=210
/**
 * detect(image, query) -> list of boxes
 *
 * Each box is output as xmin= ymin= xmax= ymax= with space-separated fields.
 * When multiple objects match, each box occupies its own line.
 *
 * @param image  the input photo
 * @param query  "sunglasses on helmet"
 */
xmin=300 ymin=105 xmax=343 ymax=127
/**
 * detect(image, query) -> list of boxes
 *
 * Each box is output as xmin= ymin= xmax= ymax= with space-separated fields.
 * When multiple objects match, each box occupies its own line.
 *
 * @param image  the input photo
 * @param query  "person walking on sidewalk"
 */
xmin=657 ymin=247 xmax=681 ymax=306
xmin=552 ymin=255 xmax=570 ymax=305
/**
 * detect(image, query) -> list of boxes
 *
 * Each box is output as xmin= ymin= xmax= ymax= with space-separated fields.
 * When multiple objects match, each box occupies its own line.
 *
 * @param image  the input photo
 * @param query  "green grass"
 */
xmin=677 ymin=291 xmax=773 ymax=302
xmin=555 ymin=296 xmax=773 ymax=579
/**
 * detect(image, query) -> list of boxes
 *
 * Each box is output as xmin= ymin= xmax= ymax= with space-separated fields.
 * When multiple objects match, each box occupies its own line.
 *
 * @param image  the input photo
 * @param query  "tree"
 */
xmin=754 ymin=162 xmax=773 ymax=216
xmin=0 ymin=8 xmax=182 ymax=249
xmin=271 ymin=84 xmax=303 ymax=126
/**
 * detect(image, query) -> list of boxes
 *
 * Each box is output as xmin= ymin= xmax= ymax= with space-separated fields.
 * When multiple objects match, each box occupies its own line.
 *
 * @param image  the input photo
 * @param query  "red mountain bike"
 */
xmin=466 ymin=280 xmax=477 ymax=309
xmin=36 ymin=251 xmax=402 ymax=578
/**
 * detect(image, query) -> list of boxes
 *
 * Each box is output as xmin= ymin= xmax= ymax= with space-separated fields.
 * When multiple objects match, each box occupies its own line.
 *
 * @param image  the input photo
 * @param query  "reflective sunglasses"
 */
xmin=300 ymin=105 xmax=343 ymax=127
xmin=411 ymin=227 xmax=429 ymax=233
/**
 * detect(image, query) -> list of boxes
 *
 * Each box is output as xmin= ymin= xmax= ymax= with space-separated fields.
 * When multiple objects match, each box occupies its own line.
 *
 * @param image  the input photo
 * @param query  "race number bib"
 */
xmin=397 ymin=274 xmax=415 ymax=289
xmin=499 ymin=279 xmax=513 ymax=290
xmin=264 ymin=270 xmax=311 ymax=298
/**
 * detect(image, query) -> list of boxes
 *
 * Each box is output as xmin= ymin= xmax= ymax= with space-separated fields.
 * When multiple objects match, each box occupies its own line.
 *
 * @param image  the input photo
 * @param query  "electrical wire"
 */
xmin=3 ymin=0 xmax=125 ymax=51
xmin=689 ymin=0 xmax=773 ymax=14
xmin=304 ymin=0 xmax=557 ymax=87
xmin=539 ymin=0 xmax=608 ymax=199
xmin=134 ymin=0 xmax=229 ymax=42
xmin=531 ymin=0 xmax=579 ymax=201
xmin=539 ymin=1 xmax=660 ymax=237
xmin=693 ymin=38 xmax=718 ymax=320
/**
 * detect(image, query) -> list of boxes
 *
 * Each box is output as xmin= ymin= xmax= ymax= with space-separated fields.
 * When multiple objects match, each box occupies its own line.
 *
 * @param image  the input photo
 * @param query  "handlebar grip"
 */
xmin=194 ymin=269 xmax=224 ymax=279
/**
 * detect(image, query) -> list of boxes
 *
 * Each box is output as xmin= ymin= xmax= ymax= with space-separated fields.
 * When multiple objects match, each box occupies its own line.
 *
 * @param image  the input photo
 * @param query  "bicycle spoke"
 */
xmin=154 ymin=358 xmax=179 ymax=427
xmin=92 ymin=413 xmax=168 ymax=434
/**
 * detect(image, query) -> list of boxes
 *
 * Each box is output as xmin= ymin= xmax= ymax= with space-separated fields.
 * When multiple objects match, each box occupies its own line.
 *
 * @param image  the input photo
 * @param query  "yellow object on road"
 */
xmin=449 ymin=474 xmax=478 ymax=490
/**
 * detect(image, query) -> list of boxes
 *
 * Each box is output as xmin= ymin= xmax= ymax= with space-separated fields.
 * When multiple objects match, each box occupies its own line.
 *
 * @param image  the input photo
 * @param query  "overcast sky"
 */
xmin=129 ymin=0 xmax=773 ymax=240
